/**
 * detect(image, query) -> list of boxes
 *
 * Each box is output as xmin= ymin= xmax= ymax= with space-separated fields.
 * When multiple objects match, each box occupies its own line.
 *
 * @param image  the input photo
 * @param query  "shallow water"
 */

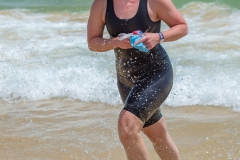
xmin=0 ymin=0 xmax=240 ymax=159
xmin=0 ymin=100 xmax=239 ymax=159
xmin=1 ymin=2 xmax=240 ymax=110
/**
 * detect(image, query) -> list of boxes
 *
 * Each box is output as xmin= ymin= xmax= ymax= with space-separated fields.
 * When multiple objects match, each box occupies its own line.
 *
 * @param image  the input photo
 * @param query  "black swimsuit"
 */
xmin=105 ymin=0 xmax=173 ymax=127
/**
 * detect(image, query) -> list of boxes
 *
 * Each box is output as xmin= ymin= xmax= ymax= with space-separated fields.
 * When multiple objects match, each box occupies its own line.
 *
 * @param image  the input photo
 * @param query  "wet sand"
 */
xmin=0 ymin=100 xmax=239 ymax=160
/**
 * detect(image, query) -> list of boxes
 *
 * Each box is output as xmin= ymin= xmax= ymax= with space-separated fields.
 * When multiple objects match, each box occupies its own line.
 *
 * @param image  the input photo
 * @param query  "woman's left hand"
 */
xmin=134 ymin=33 xmax=160 ymax=50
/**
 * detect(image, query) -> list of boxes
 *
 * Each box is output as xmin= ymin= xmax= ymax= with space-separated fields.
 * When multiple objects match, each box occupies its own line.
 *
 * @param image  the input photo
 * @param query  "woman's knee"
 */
xmin=118 ymin=110 xmax=143 ymax=142
xmin=142 ymin=118 xmax=168 ymax=142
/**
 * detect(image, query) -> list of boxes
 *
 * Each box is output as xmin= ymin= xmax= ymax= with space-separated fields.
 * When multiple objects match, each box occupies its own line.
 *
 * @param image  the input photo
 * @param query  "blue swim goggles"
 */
xmin=118 ymin=30 xmax=149 ymax=53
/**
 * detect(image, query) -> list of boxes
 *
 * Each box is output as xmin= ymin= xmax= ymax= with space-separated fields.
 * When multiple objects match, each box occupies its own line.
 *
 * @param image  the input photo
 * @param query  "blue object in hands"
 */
xmin=130 ymin=35 xmax=149 ymax=53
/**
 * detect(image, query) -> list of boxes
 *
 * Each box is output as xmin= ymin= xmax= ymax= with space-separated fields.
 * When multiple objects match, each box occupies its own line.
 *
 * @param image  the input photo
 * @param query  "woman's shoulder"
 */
xmin=149 ymin=0 xmax=178 ymax=11
xmin=149 ymin=0 xmax=180 ymax=19
xmin=90 ymin=0 xmax=107 ymax=22
xmin=91 ymin=0 xmax=107 ymax=10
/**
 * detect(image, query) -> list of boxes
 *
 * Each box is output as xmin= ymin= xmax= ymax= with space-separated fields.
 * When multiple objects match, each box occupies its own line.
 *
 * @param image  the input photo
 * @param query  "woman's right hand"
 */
xmin=114 ymin=37 xmax=133 ymax=49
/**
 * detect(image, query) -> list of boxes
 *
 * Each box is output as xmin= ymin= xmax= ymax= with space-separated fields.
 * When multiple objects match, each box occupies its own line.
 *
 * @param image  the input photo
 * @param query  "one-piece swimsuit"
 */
xmin=105 ymin=0 xmax=173 ymax=127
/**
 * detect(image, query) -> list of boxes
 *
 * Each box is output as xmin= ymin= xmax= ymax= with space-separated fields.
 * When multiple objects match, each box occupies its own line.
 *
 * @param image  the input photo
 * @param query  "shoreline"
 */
xmin=0 ymin=99 xmax=239 ymax=159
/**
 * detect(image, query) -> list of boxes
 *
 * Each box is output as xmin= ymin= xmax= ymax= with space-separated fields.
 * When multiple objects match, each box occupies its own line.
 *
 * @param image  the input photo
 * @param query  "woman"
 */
xmin=87 ymin=0 xmax=188 ymax=159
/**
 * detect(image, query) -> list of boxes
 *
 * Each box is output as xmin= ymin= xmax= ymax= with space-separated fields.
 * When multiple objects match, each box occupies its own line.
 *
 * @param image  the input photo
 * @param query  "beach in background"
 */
xmin=0 ymin=0 xmax=239 ymax=159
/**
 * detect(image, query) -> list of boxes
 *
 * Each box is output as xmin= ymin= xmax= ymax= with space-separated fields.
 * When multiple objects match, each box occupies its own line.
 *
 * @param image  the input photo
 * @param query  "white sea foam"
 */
xmin=0 ymin=3 xmax=240 ymax=111
xmin=164 ymin=2 xmax=240 ymax=111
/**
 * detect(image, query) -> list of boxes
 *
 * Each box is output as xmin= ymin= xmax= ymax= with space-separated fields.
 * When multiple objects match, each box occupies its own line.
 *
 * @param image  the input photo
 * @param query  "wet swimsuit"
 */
xmin=105 ymin=0 xmax=173 ymax=127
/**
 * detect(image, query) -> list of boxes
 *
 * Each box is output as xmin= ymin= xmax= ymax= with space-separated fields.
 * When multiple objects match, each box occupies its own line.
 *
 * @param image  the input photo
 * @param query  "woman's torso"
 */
xmin=105 ymin=0 xmax=161 ymax=37
xmin=104 ymin=0 xmax=171 ymax=87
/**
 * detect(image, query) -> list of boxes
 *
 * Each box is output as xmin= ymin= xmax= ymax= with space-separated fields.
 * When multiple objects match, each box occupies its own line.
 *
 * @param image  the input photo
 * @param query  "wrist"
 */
xmin=158 ymin=32 xmax=164 ymax=43
xmin=112 ymin=37 xmax=120 ymax=48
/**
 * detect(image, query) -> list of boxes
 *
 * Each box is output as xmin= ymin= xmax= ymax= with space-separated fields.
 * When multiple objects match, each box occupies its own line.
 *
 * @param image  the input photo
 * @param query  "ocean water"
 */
xmin=0 ymin=0 xmax=240 ymax=111
xmin=0 ymin=1 xmax=240 ymax=160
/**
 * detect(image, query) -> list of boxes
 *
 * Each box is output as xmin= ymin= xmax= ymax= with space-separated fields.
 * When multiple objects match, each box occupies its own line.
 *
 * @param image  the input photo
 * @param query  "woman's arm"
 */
xmin=87 ymin=0 xmax=132 ymax=52
xmin=156 ymin=0 xmax=188 ymax=42
xmin=136 ymin=0 xmax=188 ymax=49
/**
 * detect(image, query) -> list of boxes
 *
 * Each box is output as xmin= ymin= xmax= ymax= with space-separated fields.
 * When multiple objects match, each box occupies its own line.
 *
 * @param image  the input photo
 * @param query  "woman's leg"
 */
xmin=142 ymin=117 xmax=180 ymax=160
xmin=118 ymin=110 xmax=149 ymax=160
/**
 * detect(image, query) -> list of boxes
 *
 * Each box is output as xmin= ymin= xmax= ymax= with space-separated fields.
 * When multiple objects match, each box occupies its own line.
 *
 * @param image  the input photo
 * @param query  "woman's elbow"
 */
xmin=88 ymin=43 xmax=103 ymax=52
xmin=88 ymin=44 xmax=94 ymax=51
xmin=183 ymin=24 xmax=188 ymax=36
xmin=87 ymin=38 xmax=102 ymax=52
xmin=87 ymin=40 xmax=96 ymax=51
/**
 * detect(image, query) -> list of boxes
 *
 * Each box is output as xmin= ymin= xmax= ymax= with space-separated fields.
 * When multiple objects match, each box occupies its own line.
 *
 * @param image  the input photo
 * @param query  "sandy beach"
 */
xmin=0 ymin=100 xmax=239 ymax=160
xmin=0 ymin=0 xmax=240 ymax=159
